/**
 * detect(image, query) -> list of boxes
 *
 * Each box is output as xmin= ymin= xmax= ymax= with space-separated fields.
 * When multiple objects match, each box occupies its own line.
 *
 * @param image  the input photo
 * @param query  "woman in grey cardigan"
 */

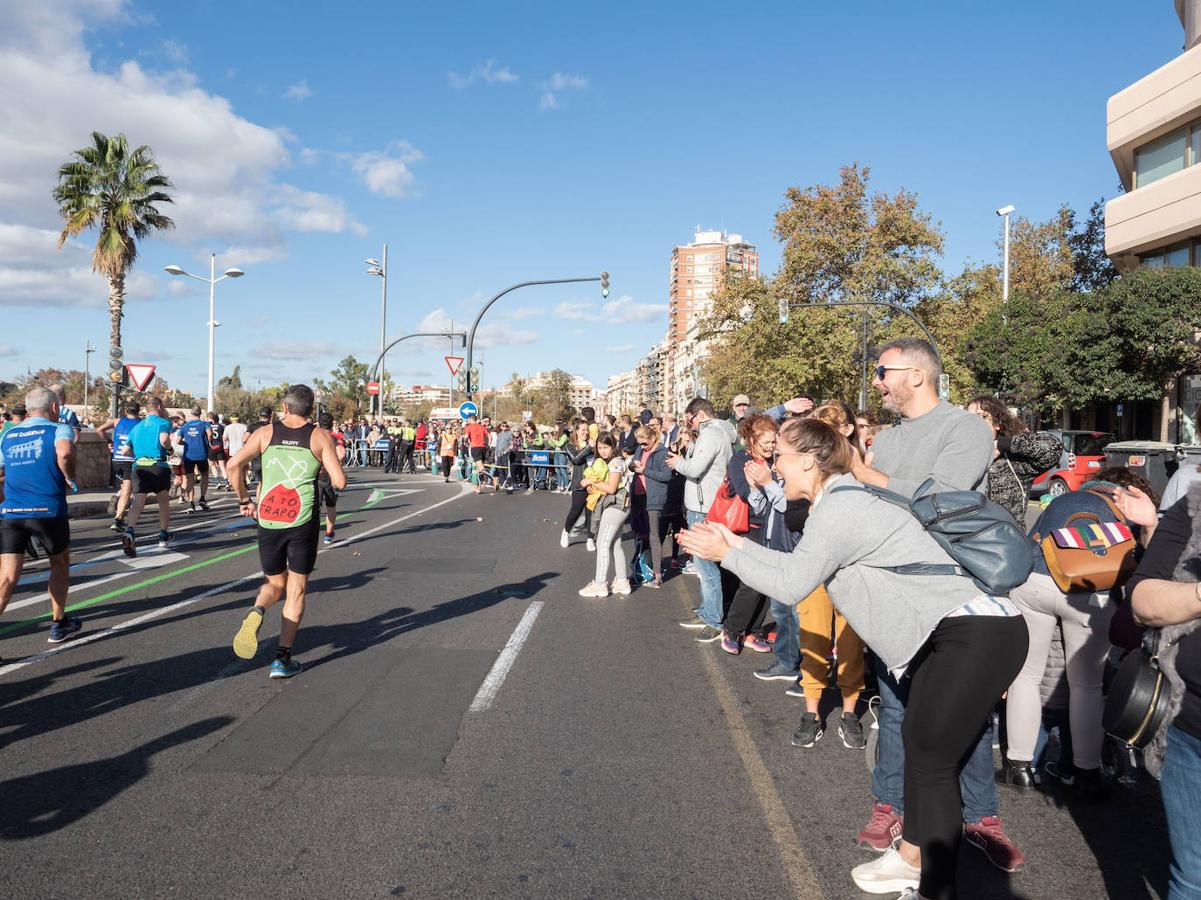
xmin=678 ymin=418 xmax=1028 ymax=900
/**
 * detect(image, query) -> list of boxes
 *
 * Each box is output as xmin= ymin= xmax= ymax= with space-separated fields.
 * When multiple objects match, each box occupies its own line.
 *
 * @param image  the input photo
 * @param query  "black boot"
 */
xmin=999 ymin=759 xmax=1040 ymax=792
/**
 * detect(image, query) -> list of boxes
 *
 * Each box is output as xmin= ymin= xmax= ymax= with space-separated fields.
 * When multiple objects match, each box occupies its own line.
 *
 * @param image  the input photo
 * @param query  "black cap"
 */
xmin=259 ymin=406 xmax=272 ymax=419
xmin=318 ymin=412 xmax=333 ymax=428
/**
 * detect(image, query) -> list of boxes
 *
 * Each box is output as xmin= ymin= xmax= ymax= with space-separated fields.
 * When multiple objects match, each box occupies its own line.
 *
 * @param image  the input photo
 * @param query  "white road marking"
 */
xmin=6 ymin=571 xmax=137 ymax=613
xmin=468 ymin=601 xmax=544 ymax=712
xmin=0 ymin=485 xmax=472 ymax=678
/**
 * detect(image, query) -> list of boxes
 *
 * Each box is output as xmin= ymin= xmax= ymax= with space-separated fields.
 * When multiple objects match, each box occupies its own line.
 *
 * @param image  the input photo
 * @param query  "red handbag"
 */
xmin=705 ymin=477 xmax=750 ymax=533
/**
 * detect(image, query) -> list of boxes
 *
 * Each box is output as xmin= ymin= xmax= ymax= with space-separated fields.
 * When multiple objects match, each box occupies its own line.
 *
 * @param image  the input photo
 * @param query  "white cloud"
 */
xmin=272 ymin=185 xmax=366 ymax=236
xmin=283 ymin=79 xmax=311 ymax=101
xmin=254 ymin=340 xmax=346 ymax=361
xmin=539 ymin=72 xmax=588 ymax=111
xmin=448 ymin=59 xmax=519 ymax=89
xmin=345 ymin=142 xmax=424 ymax=199
xmin=219 ymin=244 xmax=289 ymax=266
xmin=603 ymin=295 xmax=667 ymax=324
xmin=552 ymin=294 xmax=666 ymax=325
xmin=549 ymin=73 xmax=588 ymax=91
xmin=605 ymin=344 xmax=634 ymax=353
xmin=416 ymin=308 xmax=537 ymax=349
xmin=0 ymin=1 xmax=367 ymax=309
xmin=0 ymin=345 xmax=19 ymax=358
xmin=553 ymin=300 xmax=598 ymax=321
xmin=0 ymin=222 xmax=158 ymax=307
xmin=503 ymin=307 xmax=541 ymax=321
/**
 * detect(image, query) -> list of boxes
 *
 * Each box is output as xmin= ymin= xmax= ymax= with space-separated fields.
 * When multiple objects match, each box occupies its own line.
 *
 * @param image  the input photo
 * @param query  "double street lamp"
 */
xmin=165 ymin=254 xmax=245 ymax=413
xmin=366 ymin=245 xmax=388 ymax=417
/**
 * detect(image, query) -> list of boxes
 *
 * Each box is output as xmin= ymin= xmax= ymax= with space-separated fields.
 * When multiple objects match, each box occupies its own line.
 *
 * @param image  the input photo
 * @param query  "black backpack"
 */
xmin=830 ymin=477 xmax=1034 ymax=593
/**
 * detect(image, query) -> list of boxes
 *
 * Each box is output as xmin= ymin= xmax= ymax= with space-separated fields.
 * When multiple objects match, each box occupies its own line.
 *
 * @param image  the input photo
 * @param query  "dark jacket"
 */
xmin=726 ymin=448 xmax=768 ymax=528
xmin=567 ymin=441 xmax=593 ymax=491
xmin=637 ymin=445 xmax=672 ymax=511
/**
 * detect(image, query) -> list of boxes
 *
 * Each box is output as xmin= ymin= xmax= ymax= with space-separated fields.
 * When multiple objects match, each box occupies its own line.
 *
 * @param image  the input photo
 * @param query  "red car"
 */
xmin=1028 ymin=430 xmax=1112 ymax=498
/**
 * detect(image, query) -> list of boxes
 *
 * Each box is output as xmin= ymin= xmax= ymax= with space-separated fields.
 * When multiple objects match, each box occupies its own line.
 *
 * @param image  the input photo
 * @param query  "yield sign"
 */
xmin=444 ymin=356 xmax=464 ymax=376
xmin=125 ymin=363 xmax=157 ymax=392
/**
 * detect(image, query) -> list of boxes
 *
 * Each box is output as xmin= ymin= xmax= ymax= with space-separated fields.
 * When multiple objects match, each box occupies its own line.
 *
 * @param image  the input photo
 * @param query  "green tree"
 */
xmin=704 ymin=164 xmax=944 ymax=409
xmin=53 ymin=132 xmax=174 ymax=412
xmin=1068 ymin=199 xmax=1119 ymax=294
xmin=531 ymin=369 xmax=575 ymax=423
xmin=315 ymin=355 xmax=370 ymax=417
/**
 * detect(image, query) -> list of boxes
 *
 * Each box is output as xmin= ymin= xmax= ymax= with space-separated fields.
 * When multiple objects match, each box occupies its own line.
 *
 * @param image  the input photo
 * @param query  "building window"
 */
xmin=1134 ymin=125 xmax=1197 ymax=188
xmin=1140 ymin=241 xmax=1193 ymax=268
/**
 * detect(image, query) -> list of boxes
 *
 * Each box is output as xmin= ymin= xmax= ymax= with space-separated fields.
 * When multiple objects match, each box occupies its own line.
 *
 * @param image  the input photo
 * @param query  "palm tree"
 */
xmin=53 ymin=132 xmax=174 ymax=397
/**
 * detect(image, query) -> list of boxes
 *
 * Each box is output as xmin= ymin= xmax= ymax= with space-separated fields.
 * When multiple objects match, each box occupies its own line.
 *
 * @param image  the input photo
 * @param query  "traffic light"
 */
xmin=457 ymin=371 xmax=468 ymax=391
xmin=778 ymin=297 xmax=789 ymax=324
xmin=108 ymin=367 xmax=129 ymax=386
xmin=600 ymin=271 xmax=609 ymax=299
xmin=468 ymin=368 xmax=480 ymax=393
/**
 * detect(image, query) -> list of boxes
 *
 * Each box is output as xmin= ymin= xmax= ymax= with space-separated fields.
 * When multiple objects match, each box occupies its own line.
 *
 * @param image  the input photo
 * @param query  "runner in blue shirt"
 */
xmin=121 ymin=396 xmax=175 ymax=558
xmin=51 ymin=383 xmax=81 ymax=441
xmin=97 ymin=401 xmax=142 ymax=531
xmin=177 ymin=407 xmax=212 ymax=514
xmin=0 ymin=387 xmax=82 ymax=644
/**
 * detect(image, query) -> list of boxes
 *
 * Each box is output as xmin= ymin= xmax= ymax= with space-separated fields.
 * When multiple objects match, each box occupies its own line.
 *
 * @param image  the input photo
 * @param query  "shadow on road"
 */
xmin=0 ymin=716 xmax=232 ymax=839
xmin=302 ymin=571 xmax=558 ymax=672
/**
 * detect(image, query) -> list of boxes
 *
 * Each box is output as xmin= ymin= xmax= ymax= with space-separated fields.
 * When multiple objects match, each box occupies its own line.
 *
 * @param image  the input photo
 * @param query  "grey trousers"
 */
xmin=594 ymin=506 xmax=629 ymax=585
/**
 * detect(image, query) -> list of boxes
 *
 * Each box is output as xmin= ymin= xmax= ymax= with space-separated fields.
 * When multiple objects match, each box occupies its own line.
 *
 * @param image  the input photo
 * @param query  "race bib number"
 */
xmin=258 ymin=483 xmax=303 ymax=524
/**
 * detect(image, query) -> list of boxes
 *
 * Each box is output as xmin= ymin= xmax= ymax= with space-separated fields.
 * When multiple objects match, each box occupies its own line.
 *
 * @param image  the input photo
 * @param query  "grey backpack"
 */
xmin=831 ymin=478 xmax=1034 ymax=593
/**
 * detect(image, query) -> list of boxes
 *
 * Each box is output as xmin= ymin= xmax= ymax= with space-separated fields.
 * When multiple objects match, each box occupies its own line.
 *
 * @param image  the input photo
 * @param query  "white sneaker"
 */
xmin=586 ymin=538 xmax=596 ymax=552
xmin=851 ymin=847 xmax=920 ymax=894
xmin=611 ymin=578 xmax=632 ymax=595
xmin=560 ymin=530 xmax=570 ymax=549
xmin=578 ymin=581 xmax=609 ymax=598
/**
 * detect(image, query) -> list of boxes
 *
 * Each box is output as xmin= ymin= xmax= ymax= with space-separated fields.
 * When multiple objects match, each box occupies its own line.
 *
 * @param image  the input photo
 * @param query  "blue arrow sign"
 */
xmin=459 ymin=401 xmax=479 ymax=419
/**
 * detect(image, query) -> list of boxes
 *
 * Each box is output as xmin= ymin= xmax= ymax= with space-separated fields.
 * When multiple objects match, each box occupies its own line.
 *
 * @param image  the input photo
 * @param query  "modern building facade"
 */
xmin=1105 ymin=0 xmax=1201 ymax=269
xmin=665 ymin=229 xmax=757 ymax=409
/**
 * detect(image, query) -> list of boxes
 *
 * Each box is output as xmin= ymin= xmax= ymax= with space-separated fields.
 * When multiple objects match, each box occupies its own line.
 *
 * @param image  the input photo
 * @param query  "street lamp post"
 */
xmin=463 ymin=274 xmax=608 ymax=399
xmin=366 ymin=246 xmax=388 ymax=417
xmin=165 ymin=254 xmax=245 ymax=414
xmin=83 ymin=340 xmax=95 ymax=415
xmin=996 ymin=204 xmax=1015 ymax=303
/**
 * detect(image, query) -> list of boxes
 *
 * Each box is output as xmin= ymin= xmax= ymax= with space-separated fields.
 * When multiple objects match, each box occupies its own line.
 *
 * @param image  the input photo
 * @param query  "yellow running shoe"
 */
xmin=232 ymin=608 xmax=264 ymax=659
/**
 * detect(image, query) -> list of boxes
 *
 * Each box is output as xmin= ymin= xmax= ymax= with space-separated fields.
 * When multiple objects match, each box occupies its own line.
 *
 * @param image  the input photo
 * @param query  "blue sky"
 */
xmin=0 ymin=0 xmax=1185 ymax=398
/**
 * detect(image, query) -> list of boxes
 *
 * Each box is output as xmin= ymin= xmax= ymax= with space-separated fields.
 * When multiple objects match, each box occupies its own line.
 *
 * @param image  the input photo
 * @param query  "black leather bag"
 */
xmin=1103 ymin=631 xmax=1171 ymax=748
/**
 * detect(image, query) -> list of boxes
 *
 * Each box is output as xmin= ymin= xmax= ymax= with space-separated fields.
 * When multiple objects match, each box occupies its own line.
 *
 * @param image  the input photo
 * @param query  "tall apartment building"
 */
xmin=666 ymin=228 xmax=758 ymax=412
xmin=603 ymin=370 xmax=637 ymax=417
xmin=635 ymin=341 xmax=669 ymax=412
xmin=1105 ymin=1 xmax=1201 ymax=269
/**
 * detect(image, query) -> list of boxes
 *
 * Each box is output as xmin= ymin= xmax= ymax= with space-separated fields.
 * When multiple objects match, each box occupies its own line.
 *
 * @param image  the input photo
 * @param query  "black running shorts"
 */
xmin=470 ymin=447 xmax=487 ymax=462
xmin=112 ymin=460 xmax=133 ymax=481
xmin=182 ymin=458 xmax=209 ymax=476
xmin=257 ymin=518 xmax=320 ymax=576
xmin=208 ymin=446 xmax=224 ymax=462
xmin=134 ymin=466 xmax=172 ymax=495
xmin=0 ymin=517 xmax=70 ymax=556
xmin=319 ymin=479 xmax=338 ymax=509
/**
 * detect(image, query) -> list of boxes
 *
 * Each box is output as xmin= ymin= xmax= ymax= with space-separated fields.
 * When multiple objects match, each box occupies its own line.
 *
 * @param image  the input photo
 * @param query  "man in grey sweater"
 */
xmin=668 ymin=397 xmax=738 ymax=636
xmin=852 ymin=338 xmax=1026 ymax=876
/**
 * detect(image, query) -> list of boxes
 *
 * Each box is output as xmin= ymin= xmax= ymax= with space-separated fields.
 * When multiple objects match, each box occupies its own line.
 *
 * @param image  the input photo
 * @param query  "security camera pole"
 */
xmin=463 ymin=273 xmax=608 ymax=400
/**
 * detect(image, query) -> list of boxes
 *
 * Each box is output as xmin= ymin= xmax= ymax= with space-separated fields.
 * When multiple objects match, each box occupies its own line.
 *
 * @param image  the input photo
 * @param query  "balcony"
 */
xmin=1108 ymin=41 xmax=1201 ymax=188
xmin=1105 ymin=162 xmax=1201 ymax=262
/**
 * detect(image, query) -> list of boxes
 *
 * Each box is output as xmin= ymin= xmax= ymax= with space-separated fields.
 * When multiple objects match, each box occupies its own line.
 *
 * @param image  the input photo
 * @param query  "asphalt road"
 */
xmin=0 ymin=472 xmax=1172 ymax=899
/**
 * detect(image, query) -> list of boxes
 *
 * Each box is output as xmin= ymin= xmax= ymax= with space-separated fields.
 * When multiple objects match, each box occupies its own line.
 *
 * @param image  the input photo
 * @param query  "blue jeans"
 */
xmin=770 ymin=598 xmax=800 ymax=671
xmin=686 ymin=509 xmax=724 ymax=627
xmin=554 ymin=451 xmax=569 ymax=490
xmin=1163 ymin=725 xmax=1201 ymax=900
xmin=871 ymin=653 xmax=998 ymax=820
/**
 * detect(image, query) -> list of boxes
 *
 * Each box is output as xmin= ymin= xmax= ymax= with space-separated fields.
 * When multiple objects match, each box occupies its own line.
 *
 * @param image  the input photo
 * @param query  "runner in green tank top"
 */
xmin=226 ymin=384 xmax=346 ymax=679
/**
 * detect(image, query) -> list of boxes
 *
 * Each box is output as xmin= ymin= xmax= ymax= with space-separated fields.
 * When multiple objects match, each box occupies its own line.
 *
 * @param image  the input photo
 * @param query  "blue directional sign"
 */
xmin=459 ymin=401 xmax=479 ymax=419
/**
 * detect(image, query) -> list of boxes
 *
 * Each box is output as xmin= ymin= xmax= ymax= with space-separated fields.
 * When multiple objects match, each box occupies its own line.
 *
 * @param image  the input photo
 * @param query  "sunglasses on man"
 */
xmin=872 ymin=364 xmax=924 ymax=381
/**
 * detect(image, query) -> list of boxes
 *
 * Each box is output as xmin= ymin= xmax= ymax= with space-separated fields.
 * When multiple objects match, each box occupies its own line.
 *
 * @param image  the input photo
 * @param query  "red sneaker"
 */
xmin=744 ymin=634 xmax=772 ymax=653
xmin=964 ymin=816 xmax=1026 ymax=872
xmin=857 ymin=801 xmax=903 ymax=851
